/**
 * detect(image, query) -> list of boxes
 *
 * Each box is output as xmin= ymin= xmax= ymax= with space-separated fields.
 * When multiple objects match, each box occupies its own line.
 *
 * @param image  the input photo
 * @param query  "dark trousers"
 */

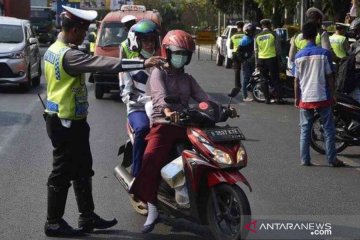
xmin=241 ymin=60 xmax=255 ymax=98
xmin=46 ymin=115 xmax=94 ymax=187
xmin=130 ymin=124 xmax=187 ymax=204
xmin=258 ymin=57 xmax=281 ymax=101
xmin=128 ymin=111 xmax=150 ymax=177
xmin=233 ymin=54 xmax=242 ymax=88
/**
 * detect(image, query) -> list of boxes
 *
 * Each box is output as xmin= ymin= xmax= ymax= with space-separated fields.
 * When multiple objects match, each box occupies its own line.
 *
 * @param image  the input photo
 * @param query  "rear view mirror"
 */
xmin=164 ymin=95 xmax=181 ymax=104
xmin=228 ymin=88 xmax=240 ymax=98
xmin=29 ymin=37 xmax=38 ymax=45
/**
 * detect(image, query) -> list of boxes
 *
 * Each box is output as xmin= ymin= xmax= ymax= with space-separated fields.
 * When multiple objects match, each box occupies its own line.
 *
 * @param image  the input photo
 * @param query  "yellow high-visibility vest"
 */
xmin=44 ymin=40 xmax=87 ymax=120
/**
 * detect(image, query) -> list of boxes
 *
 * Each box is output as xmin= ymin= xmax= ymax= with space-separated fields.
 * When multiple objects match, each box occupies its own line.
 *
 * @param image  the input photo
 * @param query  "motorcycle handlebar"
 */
xmin=165 ymin=106 xmax=238 ymax=124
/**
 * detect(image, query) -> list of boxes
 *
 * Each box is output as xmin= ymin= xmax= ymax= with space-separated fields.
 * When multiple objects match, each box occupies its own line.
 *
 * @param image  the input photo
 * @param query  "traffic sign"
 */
xmin=196 ymin=31 xmax=216 ymax=45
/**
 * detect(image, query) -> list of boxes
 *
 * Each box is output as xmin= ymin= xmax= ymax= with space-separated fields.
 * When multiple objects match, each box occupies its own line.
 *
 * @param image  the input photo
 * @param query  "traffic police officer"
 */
xmin=330 ymin=23 xmax=350 ymax=63
xmin=43 ymin=6 xmax=164 ymax=237
xmin=289 ymin=7 xmax=331 ymax=63
xmin=255 ymin=19 xmax=283 ymax=104
xmin=230 ymin=21 xmax=245 ymax=88
xmin=119 ymin=15 xmax=138 ymax=59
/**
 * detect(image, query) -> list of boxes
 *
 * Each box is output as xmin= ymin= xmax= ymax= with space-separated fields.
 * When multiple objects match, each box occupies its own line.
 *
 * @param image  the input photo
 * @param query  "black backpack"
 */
xmin=336 ymin=47 xmax=360 ymax=93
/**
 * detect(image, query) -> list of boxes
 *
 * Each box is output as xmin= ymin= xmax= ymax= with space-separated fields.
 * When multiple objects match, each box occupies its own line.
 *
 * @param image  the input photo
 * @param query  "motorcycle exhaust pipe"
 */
xmin=114 ymin=165 xmax=133 ymax=192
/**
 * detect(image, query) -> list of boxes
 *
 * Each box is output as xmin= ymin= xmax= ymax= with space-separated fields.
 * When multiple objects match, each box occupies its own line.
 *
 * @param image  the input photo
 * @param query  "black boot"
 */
xmin=44 ymin=185 xmax=85 ymax=237
xmin=73 ymin=178 xmax=118 ymax=232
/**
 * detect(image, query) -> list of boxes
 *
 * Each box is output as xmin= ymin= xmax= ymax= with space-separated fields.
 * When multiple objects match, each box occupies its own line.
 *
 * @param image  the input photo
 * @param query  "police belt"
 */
xmin=44 ymin=112 xmax=87 ymax=122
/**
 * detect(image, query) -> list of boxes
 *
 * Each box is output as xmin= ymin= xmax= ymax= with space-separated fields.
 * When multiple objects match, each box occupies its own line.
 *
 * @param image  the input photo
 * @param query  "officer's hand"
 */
xmin=144 ymin=56 xmax=167 ymax=68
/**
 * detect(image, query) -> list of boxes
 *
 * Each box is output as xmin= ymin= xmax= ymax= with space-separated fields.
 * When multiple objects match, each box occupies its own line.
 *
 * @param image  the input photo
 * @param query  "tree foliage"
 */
xmin=133 ymin=0 xmax=353 ymax=31
xmin=134 ymin=0 xmax=217 ymax=32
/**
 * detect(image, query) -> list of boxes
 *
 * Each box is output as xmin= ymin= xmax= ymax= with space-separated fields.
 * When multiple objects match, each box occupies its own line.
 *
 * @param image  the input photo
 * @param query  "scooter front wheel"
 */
xmin=129 ymin=194 xmax=148 ymax=216
xmin=207 ymin=183 xmax=251 ymax=240
xmin=251 ymin=82 xmax=266 ymax=103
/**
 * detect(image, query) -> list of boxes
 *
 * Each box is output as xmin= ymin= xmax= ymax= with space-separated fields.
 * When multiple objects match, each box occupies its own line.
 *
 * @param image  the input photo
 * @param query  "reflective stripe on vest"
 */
xmin=329 ymin=34 xmax=347 ymax=59
xmin=231 ymin=33 xmax=244 ymax=52
xmin=295 ymin=33 xmax=321 ymax=50
xmin=121 ymin=40 xmax=139 ymax=59
xmin=89 ymin=32 xmax=96 ymax=53
xmin=44 ymin=41 xmax=88 ymax=120
xmin=256 ymin=32 xmax=276 ymax=59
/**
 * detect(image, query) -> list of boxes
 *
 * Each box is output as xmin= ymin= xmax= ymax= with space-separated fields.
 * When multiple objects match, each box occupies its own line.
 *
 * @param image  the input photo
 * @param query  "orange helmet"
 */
xmin=161 ymin=30 xmax=195 ymax=65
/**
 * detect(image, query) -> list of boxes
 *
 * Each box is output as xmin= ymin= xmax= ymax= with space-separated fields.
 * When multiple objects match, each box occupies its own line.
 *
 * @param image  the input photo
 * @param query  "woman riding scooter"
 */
xmin=119 ymin=19 xmax=160 ymax=177
xmin=129 ymin=30 xmax=210 ymax=233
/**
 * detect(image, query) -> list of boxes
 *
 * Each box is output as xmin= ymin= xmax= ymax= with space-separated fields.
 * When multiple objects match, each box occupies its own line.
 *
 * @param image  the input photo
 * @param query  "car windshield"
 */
xmin=31 ymin=10 xmax=52 ymax=21
xmin=98 ymin=22 xmax=127 ymax=47
xmin=0 ymin=25 xmax=24 ymax=43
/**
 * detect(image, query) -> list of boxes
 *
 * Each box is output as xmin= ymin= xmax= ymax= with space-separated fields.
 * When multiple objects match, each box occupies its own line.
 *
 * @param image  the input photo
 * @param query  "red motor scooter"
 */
xmin=114 ymin=88 xmax=252 ymax=240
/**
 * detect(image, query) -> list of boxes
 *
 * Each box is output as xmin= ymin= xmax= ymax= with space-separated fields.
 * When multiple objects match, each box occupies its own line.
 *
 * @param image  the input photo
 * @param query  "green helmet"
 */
xmin=127 ymin=19 xmax=160 ymax=51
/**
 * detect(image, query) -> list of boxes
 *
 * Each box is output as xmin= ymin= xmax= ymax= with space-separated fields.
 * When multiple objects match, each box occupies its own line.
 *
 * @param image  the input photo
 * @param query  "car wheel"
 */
xmin=31 ymin=62 xmax=42 ymax=87
xmin=95 ymin=83 xmax=104 ymax=99
xmin=20 ymin=68 xmax=32 ymax=92
xmin=216 ymin=49 xmax=224 ymax=66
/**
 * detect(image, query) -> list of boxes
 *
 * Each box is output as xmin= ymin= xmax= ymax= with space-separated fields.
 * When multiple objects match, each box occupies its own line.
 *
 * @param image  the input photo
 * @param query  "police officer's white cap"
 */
xmin=62 ymin=5 xmax=98 ymax=23
xmin=306 ymin=7 xmax=324 ymax=19
xmin=121 ymin=15 xmax=137 ymax=23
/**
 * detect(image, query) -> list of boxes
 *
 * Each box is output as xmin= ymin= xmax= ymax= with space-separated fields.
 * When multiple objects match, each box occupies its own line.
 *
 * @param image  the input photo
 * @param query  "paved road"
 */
xmin=0 ymin=47 xmax=359 ymax=240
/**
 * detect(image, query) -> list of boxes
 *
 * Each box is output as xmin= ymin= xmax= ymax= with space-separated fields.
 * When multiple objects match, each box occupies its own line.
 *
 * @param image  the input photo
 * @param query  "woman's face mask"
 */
xmin=170 ymin=53 xmax=188 ymax=69
xmin=140 ymin=49 xmax=155 ymax=59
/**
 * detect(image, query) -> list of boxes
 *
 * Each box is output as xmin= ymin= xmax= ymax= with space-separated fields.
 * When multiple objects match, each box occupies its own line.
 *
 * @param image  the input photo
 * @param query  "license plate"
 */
xmin=205 ymin=127 xmax=245 ymax=142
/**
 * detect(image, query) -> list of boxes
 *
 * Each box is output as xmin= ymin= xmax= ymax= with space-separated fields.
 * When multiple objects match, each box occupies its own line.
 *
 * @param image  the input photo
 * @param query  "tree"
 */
xmin=135 ymin=0 xmax=218 ymax=32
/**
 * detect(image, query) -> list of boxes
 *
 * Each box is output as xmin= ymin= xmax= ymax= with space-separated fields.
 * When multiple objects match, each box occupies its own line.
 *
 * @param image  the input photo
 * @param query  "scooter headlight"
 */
xmin=213 ymin=148 xmax=232 ymax=164
xmin=191 ymin=130 xmax=237 ymax=165
xmin=236 ymin=145 xmax=247 ymax=164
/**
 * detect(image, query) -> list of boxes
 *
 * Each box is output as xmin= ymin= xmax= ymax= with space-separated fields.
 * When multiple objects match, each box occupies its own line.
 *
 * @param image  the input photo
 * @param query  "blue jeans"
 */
xmin=299 ymin=107 xmax=336 ymax=164
xmin=128 ymin=111 xmax=150 ymax=177
xmin=241 ymin=60 xmax=255 ymax=98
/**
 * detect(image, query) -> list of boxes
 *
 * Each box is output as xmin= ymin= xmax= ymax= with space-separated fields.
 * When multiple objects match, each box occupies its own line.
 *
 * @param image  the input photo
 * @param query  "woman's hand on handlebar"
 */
xmin=164 ymin=108 xmax=180 ymax=123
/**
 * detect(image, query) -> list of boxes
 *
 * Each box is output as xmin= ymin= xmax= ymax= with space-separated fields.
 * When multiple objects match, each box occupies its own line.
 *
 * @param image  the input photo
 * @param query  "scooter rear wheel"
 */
xmin=310 ymin=114 xmax=348 ymax=154
xmin=207 ymin=183 xmax=251 ymax=240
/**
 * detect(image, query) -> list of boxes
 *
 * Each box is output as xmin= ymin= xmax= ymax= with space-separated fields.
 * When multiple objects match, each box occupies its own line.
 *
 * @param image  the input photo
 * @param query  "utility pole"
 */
xmin=242 ymin=0 xmax=245 ymax=22
xmin=218 ymin=10 xmax=221 ymax=36
xmin=300 ymin=0 xmax=305 ymax=28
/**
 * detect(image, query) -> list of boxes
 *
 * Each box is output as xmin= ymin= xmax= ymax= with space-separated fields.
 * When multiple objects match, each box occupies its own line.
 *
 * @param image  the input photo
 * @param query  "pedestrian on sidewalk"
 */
xmin=293 ymin=21 xmax=345 ymax=167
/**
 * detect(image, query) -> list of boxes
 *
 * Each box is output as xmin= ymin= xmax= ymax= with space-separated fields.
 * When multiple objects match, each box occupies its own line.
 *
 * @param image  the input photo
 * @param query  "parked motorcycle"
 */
xmin=247 ymin=70 xmax=294 ymax=103
xmin=310 ymin=92 xmax=360 ymax=154
xmin=114 ymin=88 xmax=252 ymax=240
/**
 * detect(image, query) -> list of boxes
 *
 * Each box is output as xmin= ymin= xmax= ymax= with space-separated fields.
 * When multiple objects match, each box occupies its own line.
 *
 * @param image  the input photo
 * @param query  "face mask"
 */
xmin=140 ymin=49 xmax=155 ymax=59
xmin=170 ymin=54 xmax=188 ymax=69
